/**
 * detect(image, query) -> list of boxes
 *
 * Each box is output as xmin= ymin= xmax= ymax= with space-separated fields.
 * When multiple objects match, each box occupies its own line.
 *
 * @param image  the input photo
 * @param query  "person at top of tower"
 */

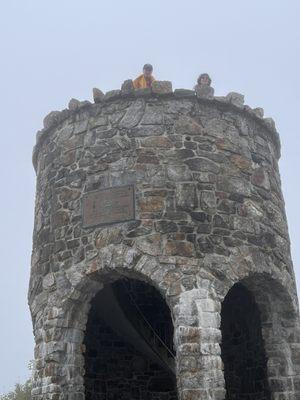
xmin=195 ymin=73 xmax=212 ymax=88
xmin=133 ymin=64 xmax=155 ymax=89
xmin=194 ymin=72 xmax=214 ymax=98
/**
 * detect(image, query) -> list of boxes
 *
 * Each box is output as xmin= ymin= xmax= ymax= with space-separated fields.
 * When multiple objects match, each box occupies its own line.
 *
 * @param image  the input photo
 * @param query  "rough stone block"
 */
xmin=141 ymin=105 xmax=164 ymax=125
xmin=138 ymin=196 xmax=165 ymax=213
xmin=175 ymin=116 xmax=204 ymax=135
xmin=185 ymin=157 xmax=220 ymax=174
xmin=128 ymin=125 xmax=165 ymax=137
xmin=251 ymin=167 xmax=270 ymax=190
xmin=141 ymin=136 xmax=173 ymax=148
xmin=103 ymin=89 xmax=121 ymax=101
xmin=36 ymin=130 xmax=43 ymax=141
xmin=119 ymin=99 xmax=145 ymax=129
xmin=226 ymin=91 xmax=245 ymax=108
xmin=43 ymin=111 xmax=63 ymax=129
xmin=174 ymin=89 xmax=195 ymax=98
xmin=176 ymin=183 xmax=197 ymax=209
xmin=134 ymin=87 xmax=152 ymax=97
xmin=152 ymin=80 xmax=173 ymax=94
xmin=92 ymin=87 xmax=104 ymax=103
xmin=135 ymin=234 xmax=162 ymax=256
xmin=217 ymin=176 xmax=251 ymax=196
xmin=200 ymin=191 xmax=217 ymax=212
xmin=253 ymin=107 xmax=264 ymax=118
xmin=121 ymin=79 xmax=134 ymax=95
xmin=165 ymin=241 xmax=195 ymax=257
xmin=230 ymin=154 xmax=252 ymax=173
xmin=155 ymin=220 xmax=178 ymax=234
xmin=73 ymin=119 xmax=88 ymax=135
xmin=68 ymin=98 xmax=81 ymax=111
xmin=166 ymin=165 xmax=192 ymax=181
xmin=264 ymin=117 xmax=276 ymax=131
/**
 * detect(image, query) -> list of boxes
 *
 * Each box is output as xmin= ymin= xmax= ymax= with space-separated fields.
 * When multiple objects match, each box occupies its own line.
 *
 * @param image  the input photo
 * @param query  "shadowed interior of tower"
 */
xmin=221 ymin=283 xmax=271 ymax=400
xmin=84 ymin=278 xmax=177 ymax=400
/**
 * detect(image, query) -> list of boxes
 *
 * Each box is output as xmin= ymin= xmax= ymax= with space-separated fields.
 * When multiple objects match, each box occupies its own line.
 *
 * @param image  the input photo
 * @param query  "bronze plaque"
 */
xmin=83 ymin=185 xmax=135 ymax=228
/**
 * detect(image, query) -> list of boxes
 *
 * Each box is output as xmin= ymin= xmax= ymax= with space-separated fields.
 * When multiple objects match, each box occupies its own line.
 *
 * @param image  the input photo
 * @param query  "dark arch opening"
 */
xmin=84 ymin=278 xmax=177 ymax=400
xmin=221 ymin=283 xmax=271 ymax=400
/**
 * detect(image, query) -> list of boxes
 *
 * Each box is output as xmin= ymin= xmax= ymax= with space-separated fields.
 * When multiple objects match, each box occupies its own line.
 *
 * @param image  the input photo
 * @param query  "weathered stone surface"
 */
xmin=200 ymin=191 xmax=216 ymax=212
xmin=141 ymin=104 xmax=164 ymax=125
xmin=214 ymin=95 xmax=227 ymax=103
xmin=264 ymin=117 xmax=276 ymax=131
xmin=136 ymin=234 xmax=162 ymax=256
xmin=68 ymin=98 xmax=81 ymax=111
xmin=51 ymin=210 xmax=70 ymax=228
xmin=217 ymin=176 xmax=251 ymax=196
xmin=253 ymin=107 xmax=264 ymax=118
xmin=166 ymin=165 xmax=192 ymax=181
xmin=230 ymin=154 xmax=252 ymax=173
xmin=73 ymin=119 xmax=88 ymax=134
xmin=138 ymin=196 xmax=165 ymax=213
xmin=185 ymin=157 xmax=220 ymax=173
xmin=251 ymin=167 xmax=270 ymax=190
xmin=226 ymin=92 xmax=244 ymax=108
xmin=175 ymin=116 xmax=204 ymax=136
xmin=43 ymin=111 xmax=63 ymax=129
xmin=141 ymin=136 xmax=173 ymax=148
xmin=152 ymin=80 xmax=173 ymax=94
xmin=155 ymin=220 xmax=178 ymax=234
xmin=104 ymin=89 xmax=121 ymax=101
xmin=128 ymin=125 xmax=165 ymax=137
xmin=121 ymin=79 xmax=134 ymax=94
xmin=137 ymin=149 xmax=159 ymax=164
xmin=31 ymin=90 xmax=298 ymax=400
xmin=174 ymin=89 xmax=195 ymax=98
xmin=95 ymin=228 xmax=122 ymax=248
xmin=176 ymin=183 xmax=197 ymax=209
xmin=165 ymin=240 xmax=195 ymax=257
xmin=93 ymin=87 xmax=104 ymax=103
xmin=119 ymin=99 xmax=145 ymax=128
xmin=134 ymin=87 xmax=152 ymax=97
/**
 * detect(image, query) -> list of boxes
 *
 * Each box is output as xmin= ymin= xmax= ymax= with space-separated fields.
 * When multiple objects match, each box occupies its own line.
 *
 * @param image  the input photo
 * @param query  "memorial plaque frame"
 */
xmin=82 ymin=185 xmax=135 ymax=228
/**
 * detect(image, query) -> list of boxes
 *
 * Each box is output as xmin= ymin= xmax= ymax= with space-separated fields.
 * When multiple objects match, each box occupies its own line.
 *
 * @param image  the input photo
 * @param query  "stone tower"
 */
xmin=29 ymin=81 xmax=300 ymax=400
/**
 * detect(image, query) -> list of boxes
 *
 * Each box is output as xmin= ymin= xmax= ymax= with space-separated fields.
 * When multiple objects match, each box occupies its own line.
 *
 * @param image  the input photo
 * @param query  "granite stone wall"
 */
xmin=29 ymin=83 xmax=300 ymax=400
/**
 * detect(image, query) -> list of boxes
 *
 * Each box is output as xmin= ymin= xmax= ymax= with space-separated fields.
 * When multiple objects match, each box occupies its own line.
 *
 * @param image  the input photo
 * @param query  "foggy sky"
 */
xmin=0 ymin=0 xmax=299 ymax=393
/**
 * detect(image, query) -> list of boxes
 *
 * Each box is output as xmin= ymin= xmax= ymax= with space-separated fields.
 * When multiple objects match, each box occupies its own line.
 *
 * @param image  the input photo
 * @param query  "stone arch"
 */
xmin=51 ymin=247 xmax=195 ymax=399
xmin=221 ymin=282 xmax=271 ymax=399
xmin=66 ymin=249 xmax=183 ymax=321
xmin=241 ymin=273 xmax=300 ymax=398
xmin=220 ymin=272 xmax=300 ymax=400
xmin=83 ymin=276 xmax=177 ymax=399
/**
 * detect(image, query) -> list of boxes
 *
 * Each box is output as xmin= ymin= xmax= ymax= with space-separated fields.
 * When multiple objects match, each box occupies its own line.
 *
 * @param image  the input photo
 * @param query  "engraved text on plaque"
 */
xmin=83 ymin=185 xmax=135 ymax=228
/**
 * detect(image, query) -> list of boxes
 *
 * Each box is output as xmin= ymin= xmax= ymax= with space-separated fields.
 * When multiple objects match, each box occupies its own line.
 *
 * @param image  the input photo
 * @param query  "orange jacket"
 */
xmin=133 ymin=74 xmax=155 ymax=89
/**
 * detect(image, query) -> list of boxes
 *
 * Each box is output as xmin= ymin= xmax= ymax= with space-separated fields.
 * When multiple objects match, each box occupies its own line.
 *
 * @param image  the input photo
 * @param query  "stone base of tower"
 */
xmin=30 ymin=246 xmax=300 ymax=400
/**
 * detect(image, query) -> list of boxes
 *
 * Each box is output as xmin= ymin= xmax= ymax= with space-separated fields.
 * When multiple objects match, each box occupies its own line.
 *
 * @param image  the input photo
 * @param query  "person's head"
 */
xmin=197 ymin=73 xmax=211 ymax=86
xmin=143 ymin=63 xmax=153 ymax=78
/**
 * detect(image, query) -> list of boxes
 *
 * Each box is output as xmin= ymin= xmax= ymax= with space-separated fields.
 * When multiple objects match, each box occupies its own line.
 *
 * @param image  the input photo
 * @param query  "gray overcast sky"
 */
xmin=0 ymin=0 xmax=299 ymax=393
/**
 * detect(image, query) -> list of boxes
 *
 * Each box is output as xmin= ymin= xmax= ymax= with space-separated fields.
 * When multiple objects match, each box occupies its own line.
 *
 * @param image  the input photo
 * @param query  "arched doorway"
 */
xmin=221 ymin=283 xmax=271 ymax=400
xmin=84 ymin=278 xmax=177 ymax=400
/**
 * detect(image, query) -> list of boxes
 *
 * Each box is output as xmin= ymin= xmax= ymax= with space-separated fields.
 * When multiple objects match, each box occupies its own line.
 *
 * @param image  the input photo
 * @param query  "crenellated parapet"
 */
xmin=33 ymin=80 xmax=280 ymax=172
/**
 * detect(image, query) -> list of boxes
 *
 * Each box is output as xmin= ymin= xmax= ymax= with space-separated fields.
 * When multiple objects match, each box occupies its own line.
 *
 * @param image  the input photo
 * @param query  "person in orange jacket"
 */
xmin=133 ymin=64 xmax=155 ymax=89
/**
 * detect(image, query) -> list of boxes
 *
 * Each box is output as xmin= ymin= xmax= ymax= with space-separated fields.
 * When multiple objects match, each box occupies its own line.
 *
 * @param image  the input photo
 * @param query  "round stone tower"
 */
xmin=29 ymin=81 xmax=300 ymax=400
